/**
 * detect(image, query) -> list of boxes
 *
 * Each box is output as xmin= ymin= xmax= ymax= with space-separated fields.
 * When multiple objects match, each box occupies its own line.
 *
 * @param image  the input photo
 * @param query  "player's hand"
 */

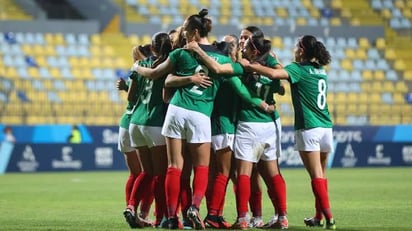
xmin=239 ymin=58 xmax=251 ymax=70
xmin=260 ymin=101 xmax=276 ymax=114
xmin=191 ymin=72 xmax=212 ymax=88
xmin=116 ymin=78 xmax=128 ymax=91
xmin=184 ymin=41 xmax=201 ymax=52
xmin=277 ymin=85 xmax=286 ymax=96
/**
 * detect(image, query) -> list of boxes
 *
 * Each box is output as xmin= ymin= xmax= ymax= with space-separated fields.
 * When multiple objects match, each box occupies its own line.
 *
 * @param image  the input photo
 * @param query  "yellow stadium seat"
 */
xmin=394 ymin=60 xmax=406 ymax=71
xmin=276 ymin=8 xmax=288 ymax=18
xmin=330 ymin=17 xmax=342 ymax=26
xmin=404 ymin=70 xmax=412 ymax=81
xmin=309 ymin=8 xmax=320 ymax=18
xmin=358 ymin=37 xmax=370 ymax=48
xmin=271 ymin=36 xmax=283 ymax=49
xmin=381 ymin=9 xmax=392 ymax=20
xmin=296 ymin=17 xmax=307 ymax=26
xmin=35 ymin=55 xmax=47 ymax=67
xmin=362 ymin=70 xmax=373 ymax=81
xmin=5 ymin=67 xmax=18 ymax=78
xmin=27 ymin=67 xmax=40 ymax=78
xmin=341 ymin=60 xmax=353 ymax=71
xmin=393 ymin=93 xmax=405 ymax=104
xmin=384 ymin=49 xmax=396 ymax=60
xmin=375 ymin=38 xmax=386 ymax=49
xmin=355 ymin=49 xmax=367 ymax=60
xmin=395 ymin=81 xmax=408 ymax=93
xmin=345 ymin=49 xmax=356 ymax=59
xmin=374 ymin=70 xmax=385 ymax=80
xmin=91 ymin=34 xmax=101 ymax=45
xmin=49 ymin=67 xmax=62 ymax=78
xmin=1 ymin=116 xmax=23 ymax=124
xmin=382 ymin=81 xmax=395 ymax=92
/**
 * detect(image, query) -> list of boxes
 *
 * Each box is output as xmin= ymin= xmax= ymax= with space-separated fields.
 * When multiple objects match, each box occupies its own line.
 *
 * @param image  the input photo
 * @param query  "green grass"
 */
xmin=0 ymin=168 xmax=411 ymax=230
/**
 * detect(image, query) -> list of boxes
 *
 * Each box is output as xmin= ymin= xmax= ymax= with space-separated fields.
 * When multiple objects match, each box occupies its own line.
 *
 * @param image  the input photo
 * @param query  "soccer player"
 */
xmin=131 ymin=9 xmax=266 ymax=229
xmin=126 ymin=32 xmax=172 ymax=228
xmin=117 ymin=45 xmax=150 ymax=228
xmin=240 ymin=35 xmax=337 ymax=230
xmin=186 ymin=32 xmax=288 ymax=230
xmin=167 ymin=36 xmax=274 ymax=229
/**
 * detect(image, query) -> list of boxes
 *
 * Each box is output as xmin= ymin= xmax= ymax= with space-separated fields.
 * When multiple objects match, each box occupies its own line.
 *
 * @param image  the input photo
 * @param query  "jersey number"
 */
xmin=140 ymin=79 xmax=153 ymax=104
xmin=317 ymin=79 xmax=327 ymax=110
xmin=190 ymin=65 xmax=209 ymax=95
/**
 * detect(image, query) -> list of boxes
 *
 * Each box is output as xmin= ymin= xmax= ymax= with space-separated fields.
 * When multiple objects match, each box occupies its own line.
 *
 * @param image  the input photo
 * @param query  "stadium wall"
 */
xmin=1 ymin=125 xmax=411 ymax=174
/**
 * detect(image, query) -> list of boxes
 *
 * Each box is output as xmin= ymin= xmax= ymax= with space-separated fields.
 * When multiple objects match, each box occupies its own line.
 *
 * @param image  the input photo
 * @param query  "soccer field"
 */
xmin=0 ymin=167 xmax=411 ymax=231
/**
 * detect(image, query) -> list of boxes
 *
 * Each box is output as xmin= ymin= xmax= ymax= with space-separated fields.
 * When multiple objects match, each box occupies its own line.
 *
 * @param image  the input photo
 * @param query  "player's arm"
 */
xmin=127 ymin=77 xmax=139 ymax=104
xmin=185 ymin=41 xmax=236 ymax=75
xmin=132 ymin=58 xmax=174 ymax=80
xmin=227 ymin=76 xmax=274 ymax=113
xmin=165 ymin=73 xmax=213 ymax=88
xmin=240 ymin=58 xmax=289 ymax=80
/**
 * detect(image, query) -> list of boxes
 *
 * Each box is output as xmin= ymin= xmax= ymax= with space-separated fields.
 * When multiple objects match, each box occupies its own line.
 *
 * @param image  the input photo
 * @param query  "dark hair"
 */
xmin=184 ymin=9 xmax=212 ymax=37
xmin=298 ymin=35 xmax=331 ymax=67
xmin=213 ymin=41 xmax=231 ymax=56
xmin=243 ymin=26 xmax=264 ymax=38
xmin=152 ymin=32 xmax=172 ymax=68
xmin=247 ymin=35 xmax=272 ymax=65
xmin=170 ymin=26 xmax=186 ymax=49
xmin=138 ymin=44 xmax=152 ymax=58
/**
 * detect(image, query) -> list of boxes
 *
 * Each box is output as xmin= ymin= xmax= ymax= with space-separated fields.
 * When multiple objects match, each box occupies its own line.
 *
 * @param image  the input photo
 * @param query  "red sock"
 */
xmin=128 ymin=172 xmax=147 ymax=207
xmin=165 ymin=167 xmax=182 ymax=218
xmin=154 ymin=175 xmax=166 ymax=222
xmin=249 ymin=190 xmax=262 ymax=217
xmin=192 ymin=165 xmax=209 ymax=208
xmin=315 ymin=199 xmax=322 ymax=219
xmin=209 ymin=173 xmax=229 ymax=215
xmin=125 ymin=174 xmax=138 ymax=205
xmin=236 ymin=175 xmax=250 ymax=218
xmin=137 ymin=174 xmax=154 ymax=215
xmin=311 ymin=178 xmax=332 ymax=219
xmin=180 ymin=176 xmax=192 ymax=217
xmin=272 ymin=174 xmax=287 ymax=216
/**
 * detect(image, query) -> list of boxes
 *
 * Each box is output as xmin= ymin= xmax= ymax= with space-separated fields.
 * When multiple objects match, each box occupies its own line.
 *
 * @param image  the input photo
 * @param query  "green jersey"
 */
xmin=119 ymin=71 xmax=141 ymax=129
xmin=212 ymin=76 xmax=267 ymax=135
xmin=238 ymin=73 xmax=281 ymax=122
xmin=130 ymin=57 xmax=167 ymax=126
xmin=168 ymin=45 xmax=243 ymax=117
xmin=285 ymin=62 xmax=333 ymax=130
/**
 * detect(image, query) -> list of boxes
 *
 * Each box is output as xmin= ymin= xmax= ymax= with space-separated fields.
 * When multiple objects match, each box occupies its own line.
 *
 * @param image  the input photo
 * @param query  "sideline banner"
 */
xmin=5 ymin=144 xmax=125 ymax=173
xmin=1 ymin=124 xmax=412 ymax=173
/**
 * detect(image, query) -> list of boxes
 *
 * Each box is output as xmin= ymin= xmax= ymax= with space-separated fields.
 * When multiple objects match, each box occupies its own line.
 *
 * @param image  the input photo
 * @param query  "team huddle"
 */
xmin=116 ymin=8 xmax=336 ymax=230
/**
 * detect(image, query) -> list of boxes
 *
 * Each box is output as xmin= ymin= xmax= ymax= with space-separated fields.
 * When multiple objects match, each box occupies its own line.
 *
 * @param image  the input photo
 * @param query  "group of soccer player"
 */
xmin=116 ymin=8 xmax=336 ymax=230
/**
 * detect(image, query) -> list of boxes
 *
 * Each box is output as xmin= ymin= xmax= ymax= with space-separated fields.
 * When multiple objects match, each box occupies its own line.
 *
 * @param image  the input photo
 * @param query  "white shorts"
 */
xmin=161 ymin=104 xmax=211 ymax=143
xmin=295 ymin=127 xmax=333 ymax=152
xmin=129 ymin=124 xmax=165 ymax=148
xmin=118 ymin=127 xmax=135 ymax=153
xmin=212 ymin=134 xmax=235 ymax=152
xmin=234 ymin=119 xmax=282 ymax=163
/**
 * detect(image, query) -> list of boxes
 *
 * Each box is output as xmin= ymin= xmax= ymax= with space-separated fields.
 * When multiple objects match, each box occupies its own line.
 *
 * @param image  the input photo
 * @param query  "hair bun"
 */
xmin=198 ymin=9 xmax=208 ymax=17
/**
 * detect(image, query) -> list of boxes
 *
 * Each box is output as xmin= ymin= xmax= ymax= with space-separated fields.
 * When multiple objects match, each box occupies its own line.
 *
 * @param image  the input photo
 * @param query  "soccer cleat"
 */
xmin=187 ymin=206 xmax=205 ymax=230
xmin=249 ymin=216 xmax=264 ymax=228
xmin=262 ymin=214 xmax=278 ymax=228
xmin=156 ymin=216 xmax=168 ymax=228
xmin=123 ymin=207 xmax=142 ymax=228
xmin=204 ymin=214 xmax=232 ymax=229
xmin=304 ymin=217 xmax=324 ymax=227
xmin=325 ymin=218 xmax=336 ymax=230
xmin=232 ymin=216 xmax=249 ymax=230
xmin=183 ymin=217 xmax=194 ymax=230
xmin=168 ymin=217 xmax=183 ymax=229
xmin=263 ymin=216 xmax=288 ymax=229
